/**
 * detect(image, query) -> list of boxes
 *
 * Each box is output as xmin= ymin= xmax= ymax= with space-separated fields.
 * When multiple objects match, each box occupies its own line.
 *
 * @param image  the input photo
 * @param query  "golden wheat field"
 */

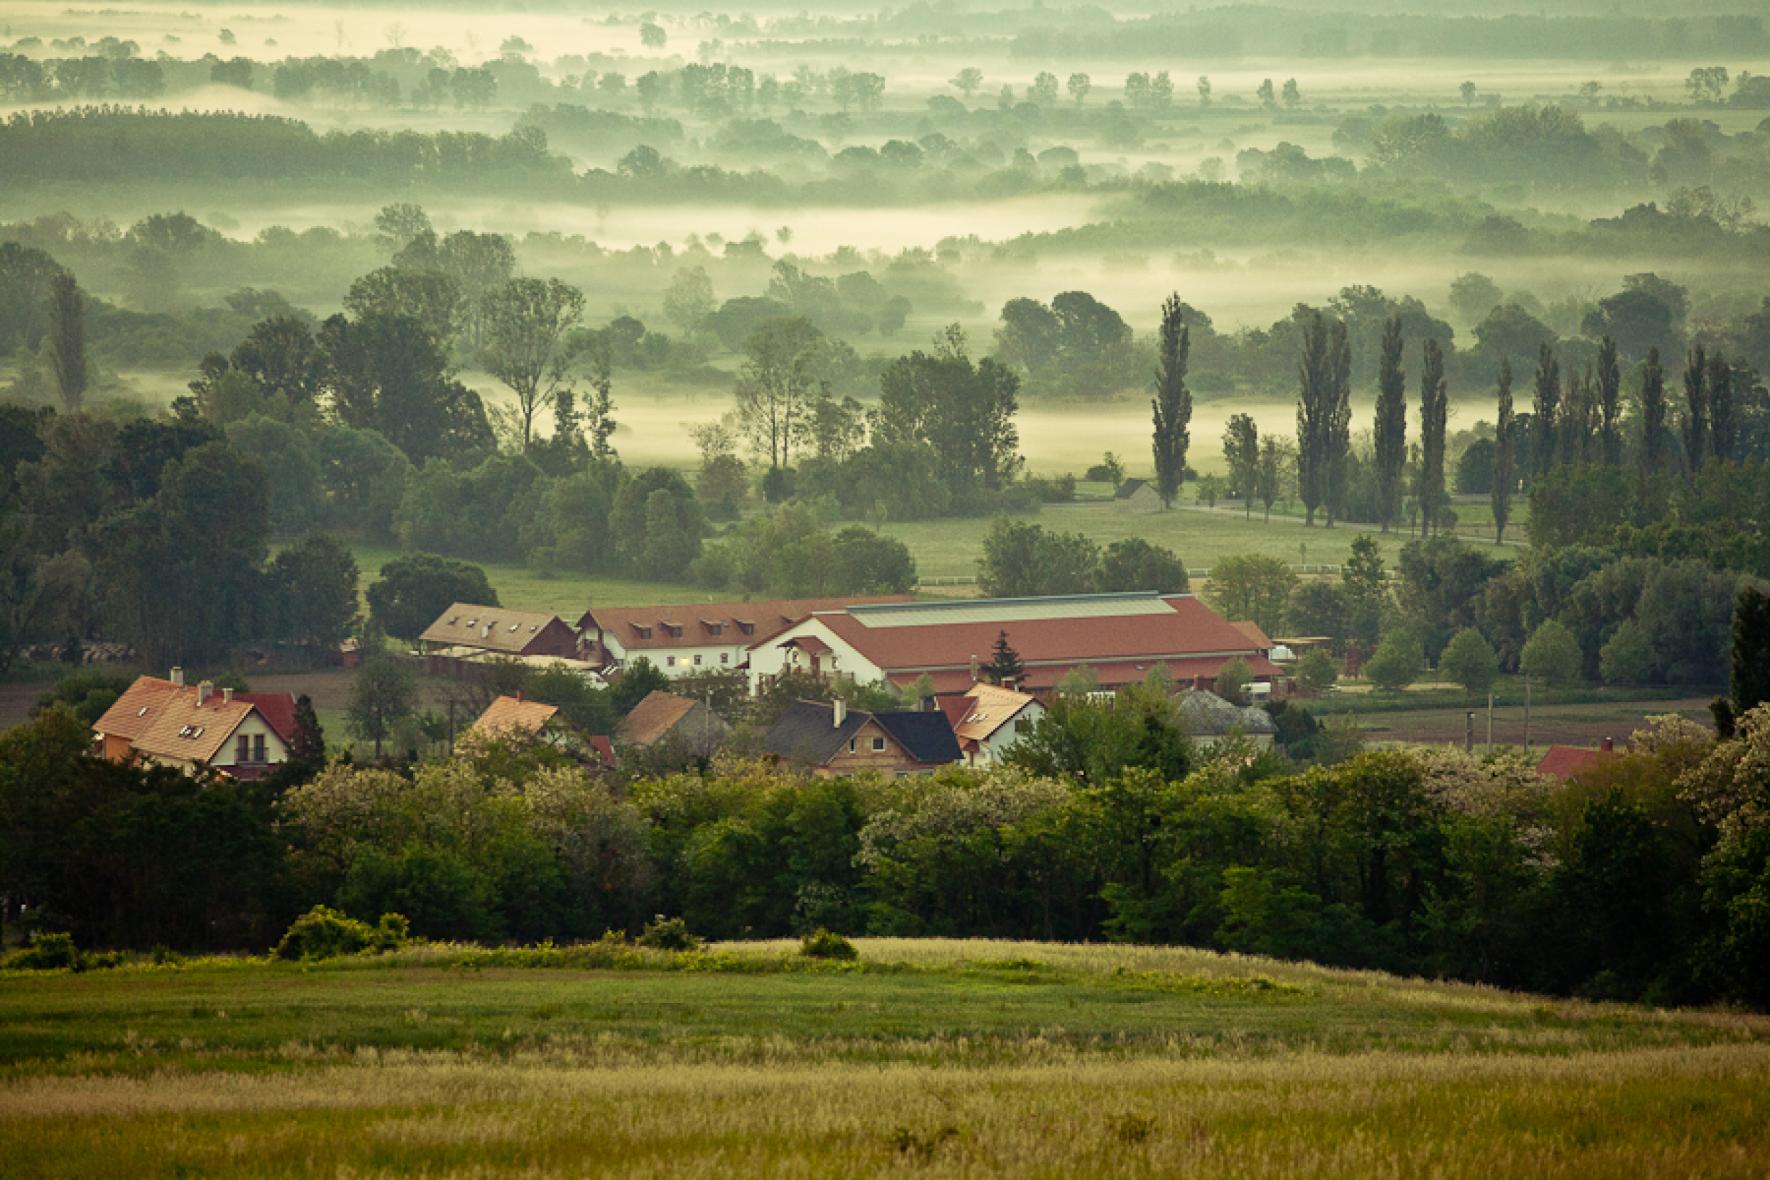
xmin=2 ymin=938 xmax=1767 ymax=1178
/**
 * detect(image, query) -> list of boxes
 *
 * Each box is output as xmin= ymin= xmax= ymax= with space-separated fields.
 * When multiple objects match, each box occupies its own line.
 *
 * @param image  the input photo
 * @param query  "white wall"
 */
xmin=745 ymin=618 xmax=886 ymax=692
xmin=971 ymin=700 xmax=1046 ymax=766
xmin=601 ymin=636 xmax=748 ymax=677
xmin=210 ymin=712 xmax=291 ymax=769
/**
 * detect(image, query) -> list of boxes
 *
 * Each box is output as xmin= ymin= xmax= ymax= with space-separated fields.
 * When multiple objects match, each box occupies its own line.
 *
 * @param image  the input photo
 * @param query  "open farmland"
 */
xmin=2 ymin=939 xmax=1767 ymax=1179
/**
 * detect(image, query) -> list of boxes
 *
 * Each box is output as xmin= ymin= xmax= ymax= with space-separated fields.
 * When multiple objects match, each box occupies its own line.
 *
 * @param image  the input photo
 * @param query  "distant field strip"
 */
xmin=0 ymin=939 xmax=1765 ymax=1178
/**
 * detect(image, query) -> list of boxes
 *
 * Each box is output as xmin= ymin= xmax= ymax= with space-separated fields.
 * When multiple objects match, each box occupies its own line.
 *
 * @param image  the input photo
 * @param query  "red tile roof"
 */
xmin=235 ymin=692 xmax=298 ymax=746
xmin=895 ymin=653 xmax=1281 ymax=695
xmin=1536 ymin=745 xmax=1618 ymax=782
xmin=1229 ymin=620 xmax=1273 ymax=650
xmin=813 ymin=595 xmax=1268 ymax=673
xmin=582 ymin=595 xmax=910 ymax=652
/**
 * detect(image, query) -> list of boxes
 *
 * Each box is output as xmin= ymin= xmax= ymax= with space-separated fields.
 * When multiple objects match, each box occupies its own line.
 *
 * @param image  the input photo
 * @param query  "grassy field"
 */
xmin=884 ymin=498 xmax=1513 ymax=582
xmin=1 ymin=939 xmax=1766 ymax=1178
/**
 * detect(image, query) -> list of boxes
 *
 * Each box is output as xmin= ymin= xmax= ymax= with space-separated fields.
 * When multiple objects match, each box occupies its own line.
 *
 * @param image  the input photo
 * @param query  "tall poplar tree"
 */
xmin=1373 ymin=314 xmax=1407 ymax=531
xmin=1683 ymin=345 xmax=1708 ymax=472
xmin=1640 ymin=347 xmax=1667 ymax=474
xmin=1708 ymin=351 xmax=1735 ymax=462
xmin=1150 ymin=293 xmax=1191 ymax=509
xmin=1596 ymin=336 xmax=1622 ymax=466
xmin=1418 ymin=338 xmax=1447 ymax=538
xmin=1492 ymin=358 xmax=1514 ymax=544
xmin=1531 ymin=343 xmax=1559 ymax=479
xmin=47 ymin=271 xmax=87 ymax=413
xmin=1295 ymin=311 xmax=1332 ymax=527
xmin=1324 ymin=318 xmax=1352 ymax=528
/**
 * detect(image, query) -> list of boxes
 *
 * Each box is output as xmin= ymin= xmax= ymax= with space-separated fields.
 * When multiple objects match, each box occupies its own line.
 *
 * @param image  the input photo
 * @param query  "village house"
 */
xmin=466 ymin=693 xmax=616 ymax=770
xmin=418 ymin=603 xmax=582 ymax=672
xmin=748 ymin=592 xmax=1284 ymax=698
xmin=762 ymin=699 xmax=962 ymax=777
xmin=577 ymin=595 xmax=911 ymax=679
xmin=92 ymin=668 xmax=299 ymax=780
xmin=616 ymin=689 xmax=729 ymax=757
xmin=935 ymin=682 xmax=1045 ymax=767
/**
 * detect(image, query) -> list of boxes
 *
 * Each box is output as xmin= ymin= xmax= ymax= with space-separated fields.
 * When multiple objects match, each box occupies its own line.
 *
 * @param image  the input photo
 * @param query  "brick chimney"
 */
xmin=1601 ymin=736 xmax=1614 ymax=752
xmin=833 ymin=698 xmax=847 ymax=728
xmin=170 ymin=666 xmax=184 ymax=687
xmin=515 ymin=689 xmax=524 ymax=702
xmin=968 ymin=653 xmax=981 ymax=682
xmin=197 ymin=679 xmax=213 ymax=706
xmin=222 ymin=687 xmax=233 ymax=704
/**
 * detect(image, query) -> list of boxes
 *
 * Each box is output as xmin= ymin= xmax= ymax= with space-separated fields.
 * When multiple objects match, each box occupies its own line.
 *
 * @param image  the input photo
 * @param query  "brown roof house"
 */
xmin=616 ymin=689 xmax=729 ymax=757
xmin=763 ymin=699 xmax=961 ymax=778
xmin=465 ymin=693 xmax=616 ymax=770
xmin=1536 ymin=739 xmax=1620 ymax=782
xmin=420 ymin=603 xmax=581 ymax=661
xmin=93 ymin=668 xmax=298 ymax=780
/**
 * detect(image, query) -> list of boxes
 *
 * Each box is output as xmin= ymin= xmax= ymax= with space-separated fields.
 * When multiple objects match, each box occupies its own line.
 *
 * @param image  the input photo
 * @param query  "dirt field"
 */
xmin=1353 ymin=696 xmax=1714 ymax=750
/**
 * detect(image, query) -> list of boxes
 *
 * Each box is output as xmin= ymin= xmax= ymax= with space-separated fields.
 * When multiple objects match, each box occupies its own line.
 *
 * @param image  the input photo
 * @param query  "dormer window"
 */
xmin=736 ymin=620 xmax=755 ymax=636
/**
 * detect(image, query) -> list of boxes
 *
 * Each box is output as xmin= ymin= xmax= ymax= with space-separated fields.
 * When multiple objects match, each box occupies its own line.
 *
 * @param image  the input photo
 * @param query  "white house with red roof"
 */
xmin=92 ymin=669 xmax=299 ymax=780
xmin=577 ymin=595 xmax=911 ymax=678
xmin=936 ymin=682 xmax=1046 ymax=767
xmin=747 ymin=592 xmax=1283 ymax=698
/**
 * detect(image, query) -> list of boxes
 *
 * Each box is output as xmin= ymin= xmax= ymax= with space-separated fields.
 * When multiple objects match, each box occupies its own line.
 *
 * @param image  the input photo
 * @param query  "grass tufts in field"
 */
xmin=1 ymin=937 xmax=1766 ymax=1177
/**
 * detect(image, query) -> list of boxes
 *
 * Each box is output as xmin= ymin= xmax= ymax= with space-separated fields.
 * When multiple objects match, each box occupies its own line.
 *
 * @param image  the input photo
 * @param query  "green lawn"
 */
xmin=347 ymin=543 xmax=717 ymax=618
xmin=884 ymin=499 xmax=1515 ymax=582
xmin=1 ymin=939 xmax=1765 ymax=1178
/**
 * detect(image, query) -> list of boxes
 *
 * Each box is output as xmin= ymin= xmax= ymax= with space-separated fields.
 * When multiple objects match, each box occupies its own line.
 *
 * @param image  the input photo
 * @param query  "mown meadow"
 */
xmin=2 ymin=938 xmax=1767 ymax=1178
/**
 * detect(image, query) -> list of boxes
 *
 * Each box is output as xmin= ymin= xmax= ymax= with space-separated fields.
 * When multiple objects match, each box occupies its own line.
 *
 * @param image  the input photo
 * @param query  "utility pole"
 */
xmin=1485 ymin=690 xmax=1494 ymax=753
xmin=1465 ymin=710 xmax=1474 ymax=753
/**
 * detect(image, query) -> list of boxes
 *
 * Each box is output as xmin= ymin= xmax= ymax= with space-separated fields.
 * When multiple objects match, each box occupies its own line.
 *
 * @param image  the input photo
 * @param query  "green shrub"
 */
xmin=637 ymin=915 xmax=703 ymax=951
xmin=7 ymin=931 xmax=81 ymax=971
xmin=274 ymin=905 xmax=410 ymax=961
xmin=799 ymin=928 xmax=859 ymax=961
xmin=1296 ymin=648 xmax=1338 ymax=693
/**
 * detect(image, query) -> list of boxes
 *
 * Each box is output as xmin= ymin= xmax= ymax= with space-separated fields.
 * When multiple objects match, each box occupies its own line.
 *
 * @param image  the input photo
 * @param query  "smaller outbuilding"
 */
xmin=1114 ymin=478 xmax=1163 ymax=513
xmin=617 ymin=690 xmax=729 ymax=757
xmin=1536 ymin=739 xmax=1619 ymax=782
xmin=1173 ymin=688 xmax=1278 ymax=749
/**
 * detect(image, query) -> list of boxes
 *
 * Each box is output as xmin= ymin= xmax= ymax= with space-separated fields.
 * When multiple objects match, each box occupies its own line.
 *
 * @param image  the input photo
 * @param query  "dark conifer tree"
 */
xmin=983 ymin=630 xmax=1025 ymax=687
xmin=1733 ymin=585 xmax=1770 ymax=718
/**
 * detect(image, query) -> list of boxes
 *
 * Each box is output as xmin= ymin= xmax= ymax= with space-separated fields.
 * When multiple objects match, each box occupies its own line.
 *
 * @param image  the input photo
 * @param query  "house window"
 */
xmin=871 ymin=736 xmax=886 ymax=752
xmin=693 ymin=654 xmax=703 ymax=666
xmin=236 ymin=734 xmax=249 ymax=762
xmin=666 ymin=655 xmax=676 ymax=667
xmin=253 ymin=733 xmax=266 ymax=763
xmin=720 ymin=653 xmax=730 ymax=665
xmin=847 ymin=738 xmax=856 ymax=753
